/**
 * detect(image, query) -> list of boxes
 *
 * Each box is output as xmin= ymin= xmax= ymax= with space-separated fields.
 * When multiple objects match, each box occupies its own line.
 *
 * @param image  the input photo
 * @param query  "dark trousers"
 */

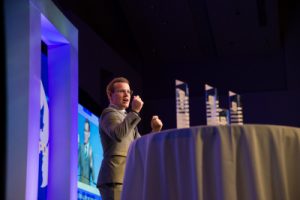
xmin=98 ymin=183 xmax=123 ymax=200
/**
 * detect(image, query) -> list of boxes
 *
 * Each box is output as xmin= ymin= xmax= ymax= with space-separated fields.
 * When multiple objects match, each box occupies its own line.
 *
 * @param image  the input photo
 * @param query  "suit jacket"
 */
xmin=78 ymin=143 xmax=94 ymax=185
xmin=97 ymin=105 xmax=141 ymax=186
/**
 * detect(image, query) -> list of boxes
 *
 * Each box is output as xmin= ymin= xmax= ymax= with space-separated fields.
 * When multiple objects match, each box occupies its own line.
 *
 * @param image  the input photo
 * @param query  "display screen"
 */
xmin=77 ymin=104 xmax=102 ymax=200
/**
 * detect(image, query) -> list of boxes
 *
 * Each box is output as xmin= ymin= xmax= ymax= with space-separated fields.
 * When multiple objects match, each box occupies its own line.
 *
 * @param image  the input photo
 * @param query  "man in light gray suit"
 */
xmin=97 ymin=77 xmax=163 ymax=200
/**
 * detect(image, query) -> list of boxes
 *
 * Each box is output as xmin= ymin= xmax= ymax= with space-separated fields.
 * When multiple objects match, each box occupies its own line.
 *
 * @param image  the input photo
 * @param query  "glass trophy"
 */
xmin=229 ymin=91 xmax=243 ymax=125
xmin=175 ymin=80 xmax=190 ymax=128
xmin=205 ymin=84 xmax=219 ymax=125
xmin=218 ymin=108 xmax=229 ymax=125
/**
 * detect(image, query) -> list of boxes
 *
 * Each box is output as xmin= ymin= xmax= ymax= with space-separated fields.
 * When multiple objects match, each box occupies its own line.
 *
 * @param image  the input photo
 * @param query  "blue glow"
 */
xmin=41 ymin=14 xmax=69 ymax=45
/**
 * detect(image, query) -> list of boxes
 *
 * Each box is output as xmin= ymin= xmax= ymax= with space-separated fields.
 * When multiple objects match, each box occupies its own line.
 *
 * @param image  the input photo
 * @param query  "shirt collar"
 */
xmin=109 ymin=104 xmax=126 ymax=114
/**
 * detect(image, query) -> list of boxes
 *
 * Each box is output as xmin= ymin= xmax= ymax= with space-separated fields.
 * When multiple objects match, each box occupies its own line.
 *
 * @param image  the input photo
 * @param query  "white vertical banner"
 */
xmin=175 ymin=80 xmax=190 ymax=128
xmin=229 ymin=91 xmax=244 ymax=125
xmin=38 ymin=80 xmax=49 ymax=199
xmin=205 ymin=84 xmax=219 ymax=125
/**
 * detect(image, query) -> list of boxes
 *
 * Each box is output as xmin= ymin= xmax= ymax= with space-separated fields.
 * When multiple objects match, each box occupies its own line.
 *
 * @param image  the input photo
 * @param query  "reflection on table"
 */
xmin=122 ymin=124 xmax=300 ymax=200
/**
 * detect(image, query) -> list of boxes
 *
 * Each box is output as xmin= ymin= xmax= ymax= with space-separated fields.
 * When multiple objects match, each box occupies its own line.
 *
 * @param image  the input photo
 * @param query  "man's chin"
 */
xmin=120 ymin=103 xmax=129 ymax=109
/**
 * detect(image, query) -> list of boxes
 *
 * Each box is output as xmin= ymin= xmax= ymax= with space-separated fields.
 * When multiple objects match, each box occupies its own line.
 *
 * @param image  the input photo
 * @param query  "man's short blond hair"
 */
xmin=106 ymin=77 xmax=130 ymax=98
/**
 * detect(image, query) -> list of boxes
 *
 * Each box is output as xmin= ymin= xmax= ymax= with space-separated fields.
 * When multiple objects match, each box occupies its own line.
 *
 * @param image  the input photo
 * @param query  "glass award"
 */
xmin=218 ymin=108 xmax=229 ymax=125
xmin=205 ymin=84 xmax=219 ymax=125
xmin=229 ymin=91 xmax=243 ymax=125
xmin=175 ymin=80 xmax=190 ymax=128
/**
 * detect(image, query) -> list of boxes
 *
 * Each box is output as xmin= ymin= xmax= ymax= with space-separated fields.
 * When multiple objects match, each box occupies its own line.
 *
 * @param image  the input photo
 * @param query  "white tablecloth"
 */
xmin=122 ymin=124 xmax=300 ymax=200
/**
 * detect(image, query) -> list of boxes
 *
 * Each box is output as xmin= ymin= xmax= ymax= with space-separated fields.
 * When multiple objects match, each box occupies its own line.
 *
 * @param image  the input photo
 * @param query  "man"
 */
xmin=78 ymin=119 xmax=94 ymax=185
xmin=97 ymin=77 xmax=163 ymax=200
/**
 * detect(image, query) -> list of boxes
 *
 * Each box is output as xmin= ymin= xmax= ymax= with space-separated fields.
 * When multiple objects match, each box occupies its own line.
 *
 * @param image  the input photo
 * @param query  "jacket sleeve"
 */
xmin=101 ymin=110 xmax=141 ymax=141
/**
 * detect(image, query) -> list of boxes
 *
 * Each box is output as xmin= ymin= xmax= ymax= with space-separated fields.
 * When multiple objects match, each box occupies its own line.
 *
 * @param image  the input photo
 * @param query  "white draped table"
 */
xmin=122 ymin=124 xmax=300 ymax=200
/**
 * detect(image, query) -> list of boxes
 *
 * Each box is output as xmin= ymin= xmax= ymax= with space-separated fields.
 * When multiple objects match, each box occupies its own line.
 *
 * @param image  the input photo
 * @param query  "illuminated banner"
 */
xmin=205 ymin=84 xmax=219 ymax=125
xmin=175 ymin=80 xmax=190 ymax=128
xmin=38 ymin=48 xmax=49 ymax=200
xmin=229 ymin=91 xmax=244 ymax=125
xmin=38 ymin=80 xmax=49 ymax=199
xmin=78 ymin=104 xmax=102 ymax=200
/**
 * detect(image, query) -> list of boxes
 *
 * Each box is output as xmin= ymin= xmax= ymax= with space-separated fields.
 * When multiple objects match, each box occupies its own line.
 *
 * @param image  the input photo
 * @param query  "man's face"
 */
xmin=84 ymin=122 xmax=90 ymax=132
xmin=110 ymin=82 xmax=131 ymax=109
xmin=84 ymin=122 xmax=90 ymax=143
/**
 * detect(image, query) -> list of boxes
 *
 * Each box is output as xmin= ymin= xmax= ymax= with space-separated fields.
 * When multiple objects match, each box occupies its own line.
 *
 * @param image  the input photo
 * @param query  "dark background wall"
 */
xmin=66 ymin=14 xmax=142 ymax=113
xmin=53 ymin=0 xmax=300 ymax=134
xmin=1 ymin=1 xmax=7 ymax=198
